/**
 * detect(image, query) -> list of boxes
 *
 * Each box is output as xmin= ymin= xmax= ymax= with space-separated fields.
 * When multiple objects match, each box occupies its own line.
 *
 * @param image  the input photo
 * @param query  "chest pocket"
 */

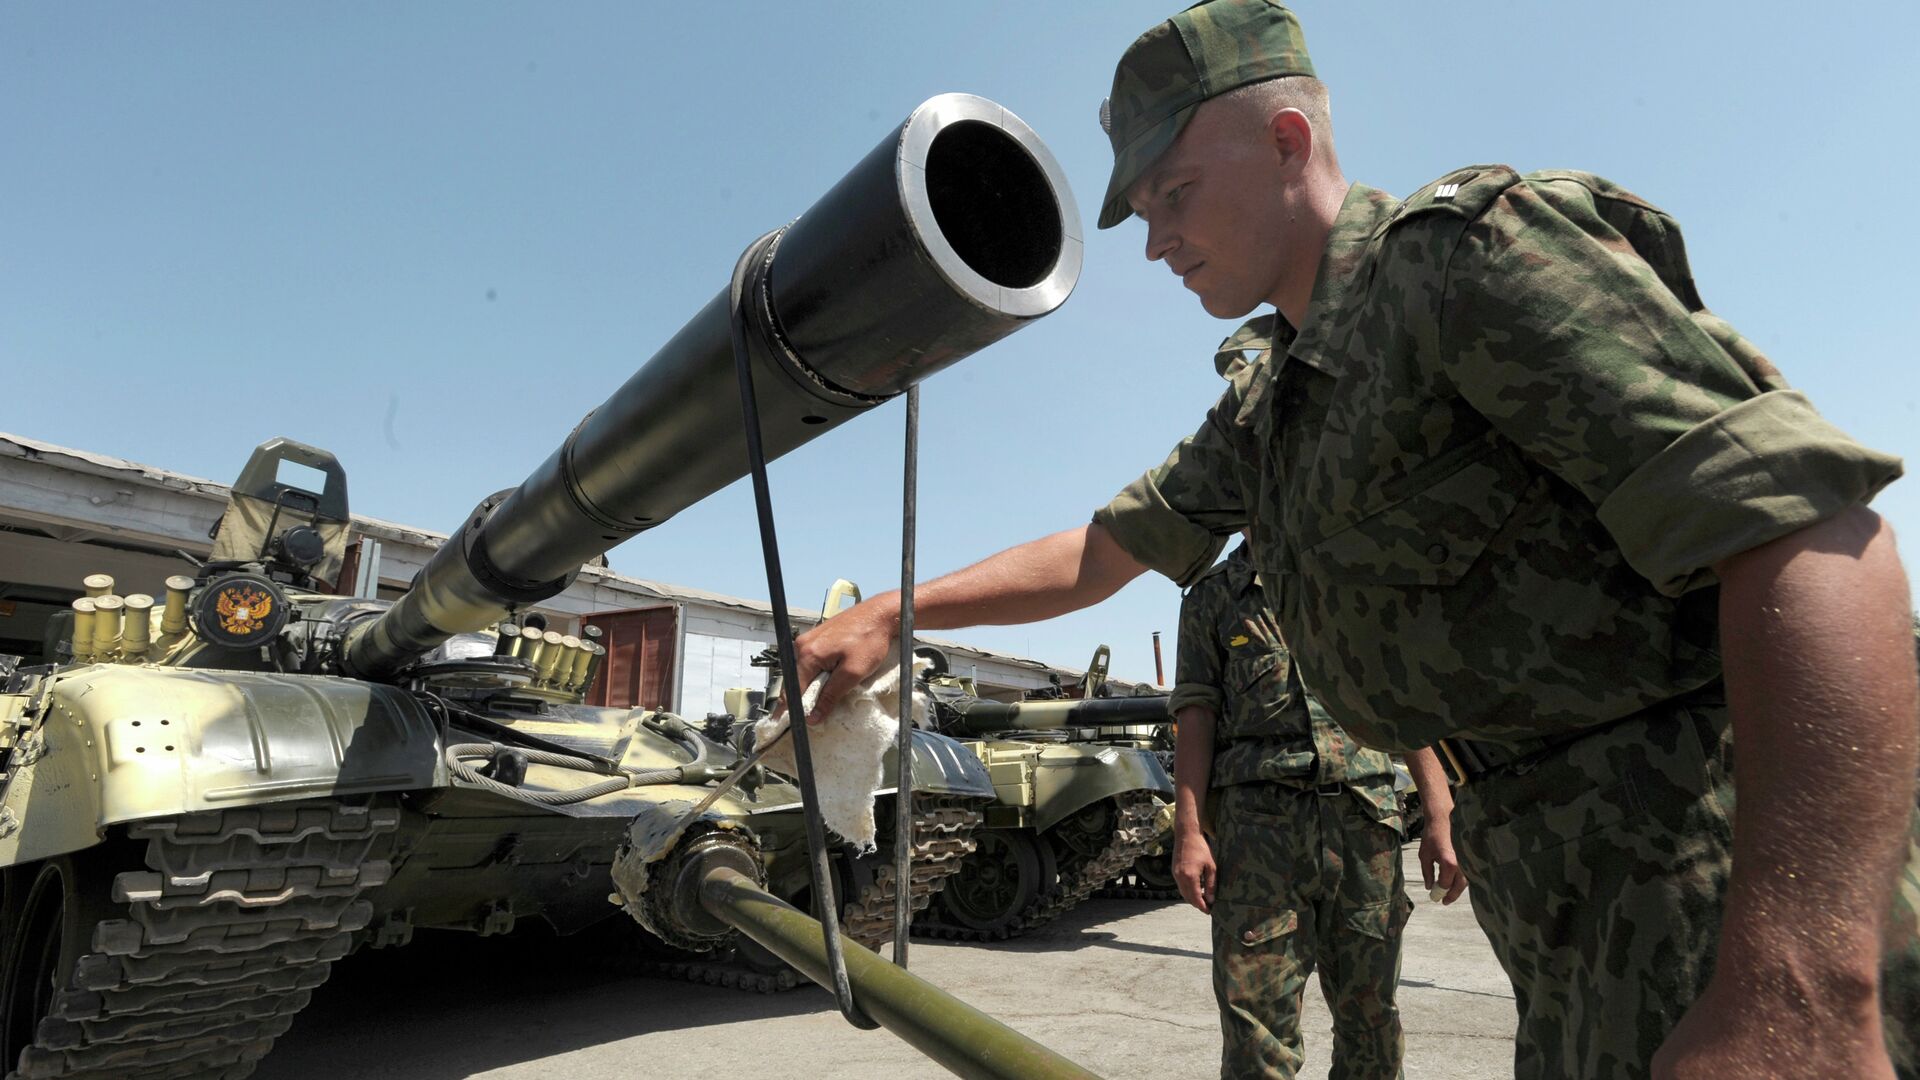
xmin=1302 ymin=437 xmax=1530 ymax=586
xmin=1219 ymin=649 xmax=1301 ymax=741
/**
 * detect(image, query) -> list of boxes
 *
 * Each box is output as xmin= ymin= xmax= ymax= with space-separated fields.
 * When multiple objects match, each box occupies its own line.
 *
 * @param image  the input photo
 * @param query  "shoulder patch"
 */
xmin=1375 ymin=164 xmax=1521 ymax=238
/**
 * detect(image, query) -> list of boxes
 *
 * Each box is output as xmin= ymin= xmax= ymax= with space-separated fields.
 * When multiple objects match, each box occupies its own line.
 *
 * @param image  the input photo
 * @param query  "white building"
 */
xmin=0 ymin=433 xmax=1118 ymax=709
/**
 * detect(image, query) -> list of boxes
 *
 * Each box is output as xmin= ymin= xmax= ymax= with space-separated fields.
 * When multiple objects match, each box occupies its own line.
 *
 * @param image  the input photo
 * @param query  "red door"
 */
xmin=583 ymin=606 xmax=677 ymax=709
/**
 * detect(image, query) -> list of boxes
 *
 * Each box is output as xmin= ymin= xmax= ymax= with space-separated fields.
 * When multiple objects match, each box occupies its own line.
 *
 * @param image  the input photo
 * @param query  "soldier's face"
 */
xmin=1125 ymin=99 xmax=1308 ymax=319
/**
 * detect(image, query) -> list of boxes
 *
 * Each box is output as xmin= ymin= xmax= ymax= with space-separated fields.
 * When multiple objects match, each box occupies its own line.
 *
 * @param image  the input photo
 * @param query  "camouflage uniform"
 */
xmin=1097 ymin=165 xmax=1920 ymax=1077
xmin=1173 ymin=541 xmax=1407 ymax=1079
xmin=1090 ymin=3 xmax=1920 ymax=1063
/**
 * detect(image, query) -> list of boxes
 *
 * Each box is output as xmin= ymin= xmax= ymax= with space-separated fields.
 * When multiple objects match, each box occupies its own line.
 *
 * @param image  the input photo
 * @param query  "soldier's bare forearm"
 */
xmin=1171 ymin=704 xmax=1218 ymax=912
xmin=1712 ymin=506 xmax=1918 ymax=1011
xmin=889 ymin=523 xmax=1149 ymax=631
xmin=792 ymin=523 xmax=1149 ymax=719
xmin=1172 ymin=704 xmax=1216 ymax=840
xmin=1404 ymin=748 xmax=1453 ymax=822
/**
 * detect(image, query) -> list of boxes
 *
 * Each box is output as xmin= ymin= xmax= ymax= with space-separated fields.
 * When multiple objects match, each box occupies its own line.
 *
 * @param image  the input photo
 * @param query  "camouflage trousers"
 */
xmin=1209 ymin=780 xmax=1410 ymax=1080
xmin=1450 ymin=693 xmax=1920 ymax=1079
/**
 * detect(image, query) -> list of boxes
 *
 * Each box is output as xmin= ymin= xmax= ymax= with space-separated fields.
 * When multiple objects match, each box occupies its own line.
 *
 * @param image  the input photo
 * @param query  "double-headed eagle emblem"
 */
xmin=215 ymin=585 xmax=274 ymax=637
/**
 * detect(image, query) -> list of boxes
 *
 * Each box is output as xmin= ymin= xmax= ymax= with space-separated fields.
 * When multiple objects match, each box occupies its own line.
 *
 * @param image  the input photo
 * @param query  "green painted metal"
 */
xmin=941 ymin=695 xmax=1169 ymax=736
xmin=699 ymin=866 xmax=1103 ymax=1080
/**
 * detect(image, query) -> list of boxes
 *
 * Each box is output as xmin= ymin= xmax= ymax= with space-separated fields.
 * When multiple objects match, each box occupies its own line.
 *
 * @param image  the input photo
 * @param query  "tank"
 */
xmin=908 ymin=648 xmax=1175 ymax=940
xmin=0 ymin=92 xmax=1096 ymax=1080
xmin=1022 ymin=646 xmax=1179 ymax=901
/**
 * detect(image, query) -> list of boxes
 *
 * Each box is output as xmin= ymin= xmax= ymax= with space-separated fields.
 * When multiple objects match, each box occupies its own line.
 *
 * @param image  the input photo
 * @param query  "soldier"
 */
xmin=794 ymin=2 xmax=1920 ymax=1076
xmin=1173 ymin=523 xmax=1465 ymax=1077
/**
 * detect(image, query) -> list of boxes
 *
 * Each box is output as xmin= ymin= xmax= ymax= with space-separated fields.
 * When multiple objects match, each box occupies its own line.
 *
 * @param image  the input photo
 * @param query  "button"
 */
xmin=1242 ymin=930 xmax=1258 ymax=945
xmin=1426 ymin=543 xmax=1450 ymax=565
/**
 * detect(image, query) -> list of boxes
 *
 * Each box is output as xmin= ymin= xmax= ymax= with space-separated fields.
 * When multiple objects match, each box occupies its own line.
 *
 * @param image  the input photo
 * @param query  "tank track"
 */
xmin=1094 ymin=858 xmax=1181 ymax=902
xmin=10 ymin=800 xmax=397 ymax=1080
xmin=837 ymin=796 xmax=982 ymax=952
xmin=633 ymin=795 xmax=984 ymax=993
xmin=636 ymin=957 xmax=800 ymax=994
xmin=915 ymin=791 xmax=1160 ymax=941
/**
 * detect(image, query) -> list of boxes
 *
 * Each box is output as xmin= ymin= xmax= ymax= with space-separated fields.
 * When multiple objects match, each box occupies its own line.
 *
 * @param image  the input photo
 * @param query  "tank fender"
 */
xmin=0 ymin=666 xmax=442 ymax=865
xmin=1028 ymin=743 xmax=1172 ymax=834
xmin=876 ymin=729 xmax=994 ymax=800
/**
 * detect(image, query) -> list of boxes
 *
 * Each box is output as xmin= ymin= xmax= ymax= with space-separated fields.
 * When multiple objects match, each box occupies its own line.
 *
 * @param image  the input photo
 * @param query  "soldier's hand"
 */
xmin=1419 ymin=815 xmax=1466 ymax=905
xmin=788 ymin=596 xmax=899 ymax=723
xmin=1173 ymin=833 xmax=1215 ymax=914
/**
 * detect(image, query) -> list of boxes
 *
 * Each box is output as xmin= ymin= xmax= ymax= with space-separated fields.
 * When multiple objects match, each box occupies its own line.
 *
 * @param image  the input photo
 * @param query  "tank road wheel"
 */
xmin=931 ymin=829 xmax=1055 ymax=939
xmin=1094 ymin=851 xmax=1182 ymax=902
xmin=1047 ymin=801 xmax=1116 ymax=881
xmin=1130 ymin=852 xmax=1176 ymax=891
xmin=1019 ymin=793 xmax=1162 ymax=929
xmin=3 ymin=859 xmax=79 ymax=1077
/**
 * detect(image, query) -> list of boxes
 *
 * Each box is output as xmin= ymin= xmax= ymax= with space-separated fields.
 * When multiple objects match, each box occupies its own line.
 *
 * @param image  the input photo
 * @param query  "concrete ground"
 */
xmin=255 ymin=847 xmax=1515 ymax=1079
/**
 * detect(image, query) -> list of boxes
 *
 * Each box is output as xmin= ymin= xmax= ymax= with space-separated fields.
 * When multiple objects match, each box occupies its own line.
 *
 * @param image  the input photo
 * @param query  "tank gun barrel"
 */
xmin=343 ymin=93 xmax=1081 ymax=680
xmin=698 ymin=866 xmax=1100 ymax=1080
xmin=939 ymin=695 xmax=1170 ymax=736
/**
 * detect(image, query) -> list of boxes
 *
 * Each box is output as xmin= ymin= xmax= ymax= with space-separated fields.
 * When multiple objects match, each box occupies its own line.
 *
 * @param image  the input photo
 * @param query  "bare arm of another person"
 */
xmin=1172 ymin=704 xmax=1218 ymax=913
xmin=791 ymin=522 xmax=1149 ymax=719
xmin=1404 ymin=747 xmax=1465 ymax=904
xmin=1654 ymin=506 xmax=1919 ymax=1080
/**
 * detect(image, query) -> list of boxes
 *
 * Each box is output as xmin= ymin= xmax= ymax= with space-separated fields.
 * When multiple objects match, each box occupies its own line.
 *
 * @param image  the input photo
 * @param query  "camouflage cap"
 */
xmin=1097 ymin=0 xmax=1315 ymax=230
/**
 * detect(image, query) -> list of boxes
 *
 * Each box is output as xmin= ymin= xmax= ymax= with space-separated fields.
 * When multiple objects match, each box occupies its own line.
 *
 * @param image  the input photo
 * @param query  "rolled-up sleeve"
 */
xmin=1168 ymin=580 xmax=1224 ymax=717
xmin=1093 ymin=393 xmax=1244 ymax=588
xmin=1597 ymin=391 xmax=1901 ymax=594
xmin=1442 ymin=178 xmax=1903 ymax=595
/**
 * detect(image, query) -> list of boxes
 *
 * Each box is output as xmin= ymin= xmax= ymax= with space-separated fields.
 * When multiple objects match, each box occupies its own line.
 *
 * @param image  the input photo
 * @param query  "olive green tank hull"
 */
xmin=914 ymin=737 xmax=1170 ymax=941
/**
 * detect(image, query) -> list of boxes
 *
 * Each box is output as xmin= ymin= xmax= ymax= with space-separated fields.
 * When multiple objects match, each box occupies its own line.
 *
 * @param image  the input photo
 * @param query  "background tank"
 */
xmin=1023 ymin=647 xmax=1180 ymax=902
xmin=907 ymin=647 xmax=1174 ymax=941
xmin=0 ymin=91 xmax=1087 ymax=1080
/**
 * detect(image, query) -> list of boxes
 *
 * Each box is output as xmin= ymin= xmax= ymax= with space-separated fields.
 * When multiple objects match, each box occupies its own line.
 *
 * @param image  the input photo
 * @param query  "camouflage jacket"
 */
xmin=1098 ymin=169 xmax=1903 ymax=754
xmin=1172 ymin=543 xmax=1397 ymax=819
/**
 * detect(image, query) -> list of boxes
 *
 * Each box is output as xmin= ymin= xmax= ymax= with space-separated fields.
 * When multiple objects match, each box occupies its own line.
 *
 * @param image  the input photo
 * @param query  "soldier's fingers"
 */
xmin=786 ymin=656 xmax=821 ymax=710
xmin=1421 ymin=854 xmax=1436 ymax=891
xmin=1439 ymin=862 xmax=1467 ymax=905
xmin=807 ymin=667 xmax=859 ymax=725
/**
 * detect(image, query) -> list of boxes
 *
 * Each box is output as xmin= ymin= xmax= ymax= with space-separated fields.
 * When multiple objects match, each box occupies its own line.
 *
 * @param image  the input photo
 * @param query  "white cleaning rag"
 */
xmin=751 ymin=648 xmax=927 ymax=853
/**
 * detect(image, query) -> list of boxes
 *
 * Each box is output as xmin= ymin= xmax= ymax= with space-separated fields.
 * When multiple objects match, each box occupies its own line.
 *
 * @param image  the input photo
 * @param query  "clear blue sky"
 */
xmin=5 ymin=2 xmax=1916 ymax=683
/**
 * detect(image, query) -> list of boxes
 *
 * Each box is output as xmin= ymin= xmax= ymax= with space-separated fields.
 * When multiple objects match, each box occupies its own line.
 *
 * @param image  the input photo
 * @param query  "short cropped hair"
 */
xmin=1217 ymin=76 xmax=1337 ymax=167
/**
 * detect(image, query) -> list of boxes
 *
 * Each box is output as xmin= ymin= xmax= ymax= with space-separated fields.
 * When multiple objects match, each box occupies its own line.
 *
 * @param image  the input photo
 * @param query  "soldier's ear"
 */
xmin=1267 ymin=108 xmax=1313 ymax=176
